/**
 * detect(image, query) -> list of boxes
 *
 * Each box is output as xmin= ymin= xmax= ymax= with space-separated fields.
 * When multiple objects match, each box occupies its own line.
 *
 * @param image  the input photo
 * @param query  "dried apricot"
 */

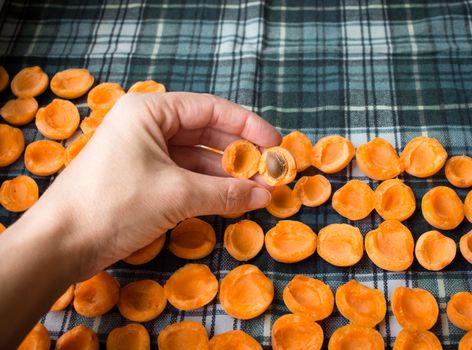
xmin=0 ymin=123 xmax=24 ymax=167
xmin=272 ymin=314 xmax=323 ymax=350
xmin=259 ymin=146 xmax=297 ymax=186
xmin=222 ymin=139 xmax=261 ymax=179
xmin=55 ymin=324 xmax=98 ymax=350
xmin=445 ymin=155 xmax=472 ymax=188
xmin=374 ymin=179 xmax=416 ymax=221
xmin=283 ymin=275 xmax=334 ymax=321
xmin=335 ymin=280 xmax=386 ymax=327
xmin=312 ymin=135 xmax=355 ymax=174
xmin=0 ymin=66 xmax=9 ymax=92
xmin=50 ymin=285 xmax=74 ymax=312
xmin=128 ymin=80 xmax=166 ymax=93
xmin=50 ymin=68 xmax=94 ymax=99
xmin=64 ymin=132 xmax=93 ymax=166
xmin=11 ymin=66 xmax=48 ymax=98
xmin=0 ymin=175 xmax=38 ymax=212
xmin=280 ymin=131 xmax=313 ymax=172
xmin=460 ymin=230 xmax=472 ymax=264
xmin=465 ymin=191 xmax=472 ymax=223
xmin=164 ymin=263 xmax=218 ymax=311
xmin=328 ymin=324 xmax=384 ymax=350
xmin=73 ymin=271 xmax=119 ymax=317
xmin=365 ymin=220 xmax=414 ymax=271
xmin=392 ymin=286 xmax=439 ymax=331
xmin=123 ymin=234 xmax=165 ymax=265
xmin=1 ymin=97 xmax=38 ymax=125
xmin=415 ymin=230 xmax=456 ymax=271
xmin=460 ymin=331 xmax=472 ymax=350
xmin=447 ymin=292 xmax=472 ymax=331
xmin=317 ymin=223 xmax=363 ymax=267
xmin=107 ymin=323 xmax=150 ymax=350
xmin=421 ymin=186 xmax=464 ymax=230
xmin=118 ymin=279 xmax=166 ymax=322
xmin=224 ymin=219 xmax=264 ymax=261
xmin=87 ymin=82 xmax=125 ymax=111
xmin=332 ymin=180 xmax=374 ymax=220
xmin=400 ymin=136 xmax=447 ymax=177
xmin=209 ymin=330 xmax=261 ymax=350
xmin=293 ymin=175 xmax=331 ymax=207
xmin=393 ymin=329 xmax=441 ymax=350
xmin=25 ymin=140 xmax=65 ymax=176
xmin=265 ymin=220 xmax=317 ymax=263
xmin=18 ymin=323 xmax=50 ymax=350
xmin=36 ymin=99 xmax=80 ymax=140
xmin=169 ymin=218 xmax=216 ymax=259
xmin=220 ymin=264 xmax=274 ymax=319
xmin=356 ymin=137 xmax=402 ymax=180
xmin=266 ymin=185 xmax=302 ymax=218
xmin=158 ymin=321 xmax=209 ymax=350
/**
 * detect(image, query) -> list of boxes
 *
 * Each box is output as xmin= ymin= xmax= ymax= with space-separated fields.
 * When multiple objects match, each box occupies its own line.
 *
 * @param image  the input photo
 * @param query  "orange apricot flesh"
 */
xmin=335 ymin=279 xmax=386 ymax=327
xmin=107 ymin=323 xmax=150 ymax=350
xmin=220 ymin=264 xmax=274 ymax=320
xmin=158 ymin=321 xmax=209 ymax=350
xmin=209 ymin=330 xmax=261 ymax=350
xmin=0 ymin=223 xmax=5 ymax=233
xmin=272 ymin=314 xmax=324 ymax=350
xmin=421 ymin=186 xmax=464 ymax=230
xmin=266 ymin=185 xmax=302 ymax=218
xmin=64 ymin=132 xmax=94 ymax=166
xmin=80 ymin=114 xmax=104 ymax=134
xmin=55 ymin=324 xmax=98 ymax=350
xmin=465 ymin=191 xmax=472 ymax=223
xmin=293 ymin=175 xmax=332 ymax=207
xmin=415 ymin=230 xmax=456 ymax=271
xmin=0 ymin=66 xmax=9 ymax=92
xmin=312 ymin=135 xmax=355 ymax=174
xmin=356 ymin=137 xmax=402 ymax=180
xmin=392 ymin=286 xmax=439 ymax=331
xmin=50 ymin=68 xmax=94 ymax=99
xmin=283 ymin=275 xmax=334 ymax=321
xmin=0 ymin=175 xmax=39 ymax=212
xmin=374 ymin=179 xmax=416 ymax=221
xmin=50 ymin=284 xmax=74 ymax=311
xmin=128 ymin=80 xmax=166 ymax=93
xmin=393 ymin=329 xmax=441 ymax=350
xmin=460 ymin=230 xmax=472 ymax=264
xmin=332 ymin=180 xmax=374 ymax=220
xmin=73 ymin=271 xmax=119 ymax=317
xmin=1 ymin=97 xmax=38 ymax=125
xmin=11 ymin=66 xmax=48 ymax=98
xmin=365 ymin=220 xmax=414 ymax=271
xmin=224 ymin=219 xmax=264 ymax=261
xmin=445 ymin=155 xmax=472 ymax=188
xmin=328 ymin=324 xmax=384 ymax=350
xmin=460 ymin=331 xmax=472 ymax=350
xmin=280 ymin=130 xmax=313 ymax=172
xmin=17 ymin=323 xmax=50 ymax=350
xmin=25 ymin=140 xmax=65 ymax=176
xmin=123 ymin=234 xmax=165 ymax=265
xmin=259 ymin=146 xmax=297 ymax=186
xmin=0 ymin=123 xmax=24 ymax=167
xmin=265 ymin=220 xmax=317 ymax=263
xmin=87 ymin=82 xmax=125 ymax=111
xmin=164 ymin=263 xmax=218 ymax=311
xmin=169 ymin=218 xmax=216 ymax=259
xmin=222 ymin=139 xmax=261 ymax=179
xmin=447 ymin=292 xmax=472 ymax=331
xmin=36 ymin=98 xmax=80 ymax=140
xmin=400 ymin=136 xmax=447 ymax=177
xmin=317 ymin=223 xmax=363 ymax=267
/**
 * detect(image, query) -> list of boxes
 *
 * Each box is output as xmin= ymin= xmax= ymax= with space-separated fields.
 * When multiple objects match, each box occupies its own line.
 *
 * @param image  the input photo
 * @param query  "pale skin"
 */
xmin=0 ymin=92 xmax=281 ymax=348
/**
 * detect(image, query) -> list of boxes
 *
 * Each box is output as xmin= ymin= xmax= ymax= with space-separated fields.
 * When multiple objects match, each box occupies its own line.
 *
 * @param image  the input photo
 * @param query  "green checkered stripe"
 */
xmin=1 ymin=0 xmax=472 ymax=348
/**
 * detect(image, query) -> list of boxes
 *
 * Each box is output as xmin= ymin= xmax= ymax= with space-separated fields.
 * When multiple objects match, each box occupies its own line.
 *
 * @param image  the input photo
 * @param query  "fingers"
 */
xmin=168 ymin=127 xmax=239 ymax=150
xmin=169 ymin=145 xmax=228 ymax=177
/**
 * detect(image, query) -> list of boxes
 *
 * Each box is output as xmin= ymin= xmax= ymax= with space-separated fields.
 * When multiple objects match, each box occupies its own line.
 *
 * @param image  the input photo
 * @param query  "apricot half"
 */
xmin=123 ymin=234 xmax=165 ymax=265
xmin=312 ymin=135 xmax=355 ymax=174
xmin=0 ymin=123 xmax=24 ymax=167
xmin=64 ymin=132 xmax=94 ymax=166
xmin=328 ymin=324 xmax=384 ymax=350
xmin=222 ymin=139 xmax=261 ymax=179
xmin=317 ymin=223 xmax=363 ymax=267
xmin=107 ymin=323 xmax=150 ymax=350
xmin=50 ymin=285 xmax=74 ymax=312
xmin=0 ymin=223 xmax=5 ymax=233
xmin=50 ymin=68 xmax=95 ymax=99
xmin=460 ymin=230 xmax=472 ymax=264
xmin=421 ymin=186 xmax=464 ymax=230
xmin=374 ymin=179 xmax=416 ymax=221
xmin=18 ymin=323 xmax=50 ymax=350
xmin=169 ymin=218 xmax=216 ymax=259
xmin=332 ymin=180 xmax=374 ymax=220
xmin=335 ymin=279 xmax=386 ymax=327
xmin=445 ymin=155 xmax=472 ymax=188
xmin=0 ymin=97 xmax=38 ymax=125
xmin=447 ymin=292 xmax=472 ymax=331
xmin=400 ymin=136 xmax=447 ymax=177
xmin=356 ymin=137 xmax=402 ymax=180
xmin=0 ymin=66 xmax=9 ymax=92
xmin=164 ymin=263 xmax=218 ymax=311
xmin=280 ymin=130 xmax=313 ymax=172
xmin=265 ymin=220 xmax=317 ymax=263
xmin=128 ymin=80 xmax=166 ymax=93
xmin=220 ymin=264 xmax=274 ymax=319
xmin=293 ymin=175 xmax=332 ymax=207
xmin=259 ymin=146 xmax=297 ymax=186
xmin=272 ymin=314 xmax=323 ymax=350
xmin=36 ymin=99 xmax=80 ymax=140
xmin=158 ymin=321 xmax=209 ymax=350
xmin=283 ymin=275 xmax=334 ymax=321
xmin=55 ymin=324 xmax=98 ymax=350
xmin=392 ymin=286 xmax=439 ymax=331
xmin=25 ymin=140 xmax=65 ymax=176
xmin=0 ymin=175 xmax=38 ymax=212
xmin=224 ymin=219 xmax=264 ymax=261
xmin=415 ymin=230 xmax=456 ymax=271
xmin=11 ymin=66 xmax=48 ymax=98
xmin=87 ymin=82 xmax=125 ymax=111
xmin=460 ymin=331 xmax=472 ymax=350
xmin=365 ymin=220 xmax=414 ymax=271
xmin=80 ymin=113 xmax=105 ymax=134
xmin=209 ymin=330 xmax=262 ymax=350
xmin=266 ymin=185 xmax=302 ymax=218
xmin=465 ymin=191 xmax=472 ymax=223
xmin=393 ymin=329 xmax=441 ymax=350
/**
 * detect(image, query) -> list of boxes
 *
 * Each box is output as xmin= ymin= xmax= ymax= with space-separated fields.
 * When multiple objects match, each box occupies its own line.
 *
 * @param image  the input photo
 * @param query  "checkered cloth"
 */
xmin=1 ymin=0 xmax=471 ymax=348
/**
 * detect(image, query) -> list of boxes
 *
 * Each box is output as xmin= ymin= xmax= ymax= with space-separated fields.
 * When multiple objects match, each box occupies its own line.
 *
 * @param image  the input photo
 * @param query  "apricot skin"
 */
xmin=17 ymin=323 xmax=50 ymax=350
xmin=317 ymin=223 xmax=363 ymax=267
xmin=421 ymin=186 xmax=464 ymax=230
xmin=447 ymin=292 xmax=472 ymax=331
xmin=460 ymin=331 xmax=472 ymax=350
xmin=259 ymin=146 xmax=297 ymax=186
xmin=272 ymin=313 xmax=324 ymax=350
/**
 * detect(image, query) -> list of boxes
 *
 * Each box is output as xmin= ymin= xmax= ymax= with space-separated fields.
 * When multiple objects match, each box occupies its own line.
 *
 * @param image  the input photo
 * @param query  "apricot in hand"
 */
xmin=50 ymin=285 xmax=75 ymax=312
xmin=222 ymin=139 xmax=261 ymax=179
xmin=356 ymin=137 xmax=402 ymax=180
xmin=280 ymin=130 xmax=313 ymax=172
xmin=259 ymin=146 xmax=297 ymax=186
xmin=311 ymin=135 xmax=355 ymax=174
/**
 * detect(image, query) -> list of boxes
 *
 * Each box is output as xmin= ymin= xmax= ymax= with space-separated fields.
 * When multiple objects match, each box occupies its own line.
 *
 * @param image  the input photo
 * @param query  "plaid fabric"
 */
xmin=1 ymin=0 xmax=472 ymax=348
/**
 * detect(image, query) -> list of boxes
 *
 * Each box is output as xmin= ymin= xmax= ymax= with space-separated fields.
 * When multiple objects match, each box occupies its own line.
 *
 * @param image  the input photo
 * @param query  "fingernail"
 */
xmin=249 ymin=187 xmax=271 ymax=209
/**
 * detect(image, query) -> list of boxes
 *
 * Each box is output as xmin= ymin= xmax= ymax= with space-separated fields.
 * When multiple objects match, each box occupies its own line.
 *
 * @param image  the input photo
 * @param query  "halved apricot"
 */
xmin=328 ymin=324 xmax=384 ymax=350
xmin=460 ymin=230 xmax=472 ymax=264
xmin=0 ymin=223 xmax=5 ymax=233
xmin=335 ymin=280 xmax=386 ymax=327
xmin=259 ymin=146 xmax=297 ymax=186
xmin=87 ymin=82 xmax=125 ymax=111
xmin=393 ymin=329 xmax=441 ymax=350
xmin=164 ymin=263 xmax=218 ymax=311
xmin=50 ymin=285 xmax=74 ymax=312
xmin=447 ymin=292 xmax=472 ymax=331
xmin=392 ymin=286 xmax=439 ymax=331
xmin=107 ymin=323 xmax=150 ymax=350
xmin=266 ymin=185 xmax=302 ymax=218
xmin=224 ymin=219 xmax=264 ymax=261
xmin=365 ymin=220 xmax=414 ymax=271
xmin=356 ymin=137 xmax=402 ymax=180
xmin=80 ymin=113 xmax=104 ymax=134
xmin=445 ymin=156 xmax=472 ymax=188
xmin=0 ymin=124 xmax=24 ymax=167
xmin=421 ymin=186 xmax=464 ymax=230
xmin=280 ymin=131 xmax=313 ymax=172
xmin=1 ymin=97 xmax=38 ymax=125
xmin=209 ymin=330 xmax=261 ymax=350
xmin=17 ymin=323 xmax=50 ymax=350
xmin=283 ymin=275 xmax=334 ymax=321
xmin=123 ymin=234 xmax=165 ymax=265
xmin=415 ymin=230 xmax=456 ymax=271
xmin=460 ymin=331 xmax=472 ymax=350
xmin=158 ymin=321 xmax=209 ymax=350
xmin=222 ymin=139 xmax=261 ymax=179
xmin=55 ymin=324 xmax=98 ymax=350
xmin=25 ymin=140 xmax=65 ymax=176
xmin=169 ymin=218 xmax=216 ymax=259
xmin=332 ymin=180 xmax=374 ymax=220
xmin=36 ymin=99 xmax=80 ymax=140
xmin=265 ymin=220 xmax=317 ymax=263
xmin=465 ymin=191 xmax=472 ymax=223
xmin=64 ymin=132 xmax=93 ymax=166
xmin=400 ymin=136 xmax=447 ymax=177
xmin=50 ymin=68 xmax=95 ymax=99
xmin=0 ymin=66 xmax=9 ymax=92
xmin=220 ymin=264 xmax=274 ymax=319
xmin=118 ymin=279 xmax=166 ymax=322
xmin=11 ymin=66 xmax=48 ymax=98
xmin=0 ymin=175 xmax=38 ymax=212
xmin=317 ymin=223 xmax=363 ymax=267
xmin=128 ymin=80 xmax=166 ymax=93
xmin=73 ymin=271 xmax=119 ymax=317
xmin=374 ymin=179 xmax=416 ymax=221
xmin=293 ymin=175 xmax=332 ymax=207
xmin=312 ymin=135 xmax=355 ymax=174
xmin=272 ymin=314 xmax=323 ymax=350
